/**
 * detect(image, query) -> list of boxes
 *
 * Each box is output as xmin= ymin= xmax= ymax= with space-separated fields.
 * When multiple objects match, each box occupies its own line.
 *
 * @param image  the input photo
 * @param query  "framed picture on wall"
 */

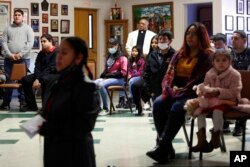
xmin=42 ymin=13 xmax=48 ymax=23
xmin=247 ymin=17 xmax=250 ymax=31
xmin=132 ymin=2 xmax=173 ymax=34
xmin=226 ymin=33 xmax=233 ymax=47
xmin=237 ymin=0 xmax=244 ymax=14
xmin=225 ymin=15 xmax=234 ymax=31
xmin=14 ymin=8 xmax=29 ymax=25
xmin=50 ymin=3 xmax=58 ymax=16
xmin=42 ymin=27 xmax=48 ymax=34
xmin=52 ymin=36 xmax=59 ymax=47
xmin=51 ymin=19 xmax=58 ymax=32
xmin=237 ymin=16 xmax=245 ymax=30
xmin=33 ymin=36 xmax=40 ymax=49
xmin=61 ymin=20 xmax=70 ymax=33
xmin=61 ymin=4 xmax=68 ymax=15
xmin=31 ymin=19 xmax=39 ymax=32
xmin=247 ymin=0 xmax=250 ymax=15
xmin=111 ymin=8 xmax=121 ymax=20
xmin=248 ymin=34 xmax=250 ymax=46
xmin=0 ymin=1 xmax=11 ymax=35
xmin=31 ymin=3 xmax=39 ymax=16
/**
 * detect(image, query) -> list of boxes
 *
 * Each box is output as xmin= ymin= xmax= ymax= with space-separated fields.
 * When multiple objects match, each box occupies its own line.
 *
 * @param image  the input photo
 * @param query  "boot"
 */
xmin=209 ymin=130 xmax=221 ymax=149
xmin=191 ymin=128 xmax=213 ymax=153
xmin=0 ymin=100 xmax=10 ymax=110
xmin=123 ymin=98 xmax=135 ymax=108
xmin=116 ymin=96 xmax=125 ymax=108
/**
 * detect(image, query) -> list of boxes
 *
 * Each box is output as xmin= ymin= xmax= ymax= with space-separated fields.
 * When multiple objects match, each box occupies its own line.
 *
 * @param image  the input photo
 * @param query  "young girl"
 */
xmin=192 ymin=49 xmax=242 ymax=153
xmin=123 ymin=46 xmax=145 ymax=110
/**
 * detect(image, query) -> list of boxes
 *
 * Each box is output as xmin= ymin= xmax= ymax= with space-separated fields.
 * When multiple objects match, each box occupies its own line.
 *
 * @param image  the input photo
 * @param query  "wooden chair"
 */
xmin=0 ymin=64 xmax=27 ymax=110
xmin=106 ymin=81 xmax=133 ymax=115
xmin=188 ymin=70 xmax=250 ymax=160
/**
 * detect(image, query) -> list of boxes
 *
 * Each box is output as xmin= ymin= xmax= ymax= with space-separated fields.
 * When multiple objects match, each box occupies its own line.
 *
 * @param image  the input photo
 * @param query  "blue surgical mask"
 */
xmin=108 ymin=47 xmax=117 ymax=54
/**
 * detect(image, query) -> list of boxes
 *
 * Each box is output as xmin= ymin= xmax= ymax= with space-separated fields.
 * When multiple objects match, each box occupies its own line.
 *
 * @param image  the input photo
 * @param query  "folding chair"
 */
xmin=0 ymin=64 xmax=27 ymax=110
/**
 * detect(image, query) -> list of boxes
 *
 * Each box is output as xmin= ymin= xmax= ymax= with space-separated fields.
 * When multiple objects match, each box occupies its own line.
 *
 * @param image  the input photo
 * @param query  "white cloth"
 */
xmin=125 ymin=30 xmax=156 ymax=56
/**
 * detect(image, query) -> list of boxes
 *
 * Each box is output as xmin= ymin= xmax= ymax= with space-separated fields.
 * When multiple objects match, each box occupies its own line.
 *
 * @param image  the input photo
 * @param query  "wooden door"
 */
xmin=74 ymin=8 xmax=97 ymax=78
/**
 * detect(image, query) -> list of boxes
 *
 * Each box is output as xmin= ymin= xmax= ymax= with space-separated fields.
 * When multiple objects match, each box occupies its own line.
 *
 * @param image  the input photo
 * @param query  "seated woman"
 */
xmin=95 ymin=38 xmax=128 ymax=115
xmin=123 ymin=46 xmax=145 ymax=113
xmin=146 ymin=22 xmax=213 ymax=164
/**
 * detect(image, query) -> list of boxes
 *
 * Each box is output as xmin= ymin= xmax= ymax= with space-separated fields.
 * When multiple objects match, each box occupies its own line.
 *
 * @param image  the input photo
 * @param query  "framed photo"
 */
xmin=42 ymin=27 xmax=48 ymax=34
xmin=31 ymin=19 xmax=39 ymax=32
xmin=226 ymin=33 xmax=233 ymax=47
xmin=61 ymin=20 xmax=70 ymax=33
xmin=33 ymin=36 xmax=40 ymax=49
xmin=52 ymin=36 xmax=59 ymax=47
xmin=61 ymin=4 xmax=68 ymax=15
xmin=42 ymin=13 xmax=48 ymax=23
xmin=248 ymin=34 xmax=250 ymax=46
xmin=31 ymin=3 xmax=39 ymax=16
xmin=237 ymin=0 xmax=244 ymax=14
xmin=111 ymin=8 xmax=121 ymax=20
xmin=14 ymin=8 xmax=28 ymax=25
xmin=0 ymin=1 xmax=11 ymax=35
xmin=51 ymin=19 xmax=58 ymax=32
xmin=132 ymin=2 xmax=173 ymax=34
xmin=247 ymin=17 xmax=250 ymax=31
xmin=248 ymin=0 xmax=250 ymax=15
xmin=50 ymin=3 xmax=58 ymax=16
xmin=237 ymin=16 xmax=245 ymax=30
xmin=225 ymin=15 xmax=234 ymax=31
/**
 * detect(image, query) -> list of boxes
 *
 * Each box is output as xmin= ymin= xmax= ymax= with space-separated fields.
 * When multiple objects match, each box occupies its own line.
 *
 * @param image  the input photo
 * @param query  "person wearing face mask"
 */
xmin=39 ymin=37 xmax=100 ymax=167
xmin=95 ymin=38 xmax=128 ymax=115
xmin=131 ymin=30 xmax=175 ymax=115
xmin=146 ymin=23 xmax=213 ymax=164
xmin=1 ymin=9 xmax=34 ymax=110
xmin=126 ymin=18 xmax=156 ymax=58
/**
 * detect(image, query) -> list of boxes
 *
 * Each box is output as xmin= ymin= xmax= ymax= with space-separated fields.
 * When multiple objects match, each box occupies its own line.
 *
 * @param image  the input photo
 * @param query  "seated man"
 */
xmin=20 ymin=34 xmax=58 ymax=112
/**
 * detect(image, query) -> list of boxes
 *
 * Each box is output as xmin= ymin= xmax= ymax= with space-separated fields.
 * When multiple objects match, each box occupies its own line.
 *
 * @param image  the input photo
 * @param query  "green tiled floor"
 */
xmin=6 ymin=129 xmax=24 ymax=132
xmin=0 ymin=140 xmax=18 ymax=144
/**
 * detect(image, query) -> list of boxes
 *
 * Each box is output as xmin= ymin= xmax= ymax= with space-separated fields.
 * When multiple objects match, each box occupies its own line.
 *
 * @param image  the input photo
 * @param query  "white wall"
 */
xmin=9 ymin=0 xmax=230 ymax=74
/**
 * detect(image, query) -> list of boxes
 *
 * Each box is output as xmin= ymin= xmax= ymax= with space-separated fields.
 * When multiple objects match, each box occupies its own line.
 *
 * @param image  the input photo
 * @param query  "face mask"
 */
xmin=215 ymin=48 xmax=225 ymax=51
xmin=158 ymin=43 xmax=169 ymax=50
xmin=108 ymin=47 xmax=117 ymax=54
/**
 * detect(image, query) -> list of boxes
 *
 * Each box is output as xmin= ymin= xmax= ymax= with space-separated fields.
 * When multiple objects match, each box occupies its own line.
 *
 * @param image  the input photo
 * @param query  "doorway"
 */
xmin=74 ymin=8 xmax=97 ymax=78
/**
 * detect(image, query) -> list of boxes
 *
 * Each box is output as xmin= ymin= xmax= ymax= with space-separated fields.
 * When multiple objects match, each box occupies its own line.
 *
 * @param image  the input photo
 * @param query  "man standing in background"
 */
xmin=1 ymin=9 xmax=34 ymax=110
xmin=126 ymin=18 xmax=156 ymax=57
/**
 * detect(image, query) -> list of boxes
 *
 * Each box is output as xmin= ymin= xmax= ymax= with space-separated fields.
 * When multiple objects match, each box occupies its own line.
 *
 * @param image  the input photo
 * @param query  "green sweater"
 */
xmin=2 ymin=22 xmax=34 ymax=59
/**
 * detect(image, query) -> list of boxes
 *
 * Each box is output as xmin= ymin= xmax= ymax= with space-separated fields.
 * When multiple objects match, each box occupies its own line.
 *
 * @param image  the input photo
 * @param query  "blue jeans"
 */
xmin=3 ymin=58 xmax=30 ymax=104
xmin=95 ymin=78 xmax=125 ymax=109
xmin=128 ymin=76 xmax=142 ymax=98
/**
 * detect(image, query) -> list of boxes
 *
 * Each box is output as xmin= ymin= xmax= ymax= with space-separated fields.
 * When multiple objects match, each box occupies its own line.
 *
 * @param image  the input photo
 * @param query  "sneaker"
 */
xmin=98 ymin=110 xmax=108 ymax=116
xmin=143 ymin=102 xmax=150 ymax=110
xmin=232 ymin=128 xmax=243 ymax=136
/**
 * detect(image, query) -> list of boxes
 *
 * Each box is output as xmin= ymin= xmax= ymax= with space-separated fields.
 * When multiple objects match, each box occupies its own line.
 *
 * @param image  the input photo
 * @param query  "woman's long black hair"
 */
xmin=63 ymin=37 xmax=93 ymax=79
xmin=129 ymin=46 xmax=143 ymax=63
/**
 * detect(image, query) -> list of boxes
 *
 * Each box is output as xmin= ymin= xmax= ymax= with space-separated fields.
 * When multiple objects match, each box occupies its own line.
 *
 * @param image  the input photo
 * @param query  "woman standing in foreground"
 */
xmin=39 ymin=37 xmax=101 ymax=167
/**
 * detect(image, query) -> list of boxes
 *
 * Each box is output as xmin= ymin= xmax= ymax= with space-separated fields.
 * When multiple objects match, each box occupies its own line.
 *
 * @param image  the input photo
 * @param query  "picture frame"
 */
xmin=42 ymin=13 xmax=48 ymax=23
xmin=31 ymin=19 xmax=39 ymax=32
xmin=225 ymin=15 xmax=234 ymax=31
xmin=247 ymin=0 xmax=250 ymax=15
xmin=0 ymin=1 xmax=11 ymax=35
xmin=111 ymin=8 xmax=121 ymax=20
xmin=51 ymin=19 xmax=58 ymax=32
xmin=132 ymin=2 xmax=173 ymax=34
xmin=226 ymin=33 xmax=233 ymax=47
xmin=31 ymin=3 xmax=39 ymax=16
xmin=14 ymin=8 xmax=29 ymax=25
xmin=33 ymin=36 xmax=40 ymax=49
xmin=52 ymin=36 xmax=59 ymax=47
xmin=237 ymin=16 xmax=245 ymax=30
xmin=42 ymin=26 xmax=48 ymax=34
xmin=247 ymin=17 xmax=250 ymax=31
xmin=247 ymin=34 xmax=250 ymax=46
xmin=61 ymin=4 xmax=68 ymax=15
xmin=60 ymin=20 xmax=70 ymax=34
xmin=237 ymin=0 xmax=244 ymax=14
xmin=50 ymin=3 xmax=58 ymax=16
